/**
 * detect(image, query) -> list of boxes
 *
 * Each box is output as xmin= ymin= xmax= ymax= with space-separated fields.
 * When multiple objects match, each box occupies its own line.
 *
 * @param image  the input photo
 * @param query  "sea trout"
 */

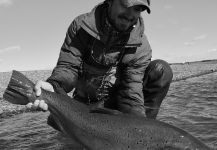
xmin=3 ymin=70 xmax=212 ymax=150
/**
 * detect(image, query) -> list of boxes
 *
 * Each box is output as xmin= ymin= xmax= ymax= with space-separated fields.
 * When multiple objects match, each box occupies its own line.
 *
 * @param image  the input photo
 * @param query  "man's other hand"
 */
xmin=26 ymin=80 xmax=54 ymax=111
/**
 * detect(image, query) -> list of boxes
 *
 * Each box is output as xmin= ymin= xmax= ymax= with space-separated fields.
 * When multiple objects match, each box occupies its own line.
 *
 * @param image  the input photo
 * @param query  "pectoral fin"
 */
xmin=90 ymin=107 xmax=122 ymax=115
xmin=90 ymin=101 xmax=122 ymax=115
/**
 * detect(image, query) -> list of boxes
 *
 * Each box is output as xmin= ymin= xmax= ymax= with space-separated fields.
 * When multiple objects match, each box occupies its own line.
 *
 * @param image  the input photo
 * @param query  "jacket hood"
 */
xmin=80 ymin=3 xmax=145 ymax=45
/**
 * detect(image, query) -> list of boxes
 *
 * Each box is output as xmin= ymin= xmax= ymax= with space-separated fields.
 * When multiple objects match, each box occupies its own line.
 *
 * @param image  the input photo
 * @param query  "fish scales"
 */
xmin=3 ymin=70 xmax=213 ymax=150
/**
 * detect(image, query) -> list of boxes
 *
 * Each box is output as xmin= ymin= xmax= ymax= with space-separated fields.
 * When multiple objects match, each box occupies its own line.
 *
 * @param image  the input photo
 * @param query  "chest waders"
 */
xmin=81 ymin=46 xmax=126 ymax=105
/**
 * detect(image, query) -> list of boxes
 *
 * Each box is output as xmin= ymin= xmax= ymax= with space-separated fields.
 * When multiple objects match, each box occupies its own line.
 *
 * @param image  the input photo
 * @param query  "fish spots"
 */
xmin=136 ymin=139 xmax=143 ymax=145
xmin=12 ymin=77 xmax=19 ymax=82
xmin=163 ymin=140 xmax=169 ymax=145
xmin=5 ymin=70 xmax=212 ymax=150
xmin=48 ymin=93 xmax=52 ymax=99
xmin=12 ymin=77 xmax=26 ymax=87
xmin=89 ymin=128 xmax=97 ymax=135
xmin=107 ymin=129 xmax=112 ymax=132
xmin=11 ymin=77 xmax=22 ymax=84
xmin=104 ymin=119 xmax=109 ymax=124
xmin=134 ymin=127 xmax=142 ymax=133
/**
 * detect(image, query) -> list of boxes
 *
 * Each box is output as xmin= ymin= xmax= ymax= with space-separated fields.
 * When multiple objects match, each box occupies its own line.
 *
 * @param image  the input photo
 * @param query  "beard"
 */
xmin=108 ymin=13 xmax=137 ymax=32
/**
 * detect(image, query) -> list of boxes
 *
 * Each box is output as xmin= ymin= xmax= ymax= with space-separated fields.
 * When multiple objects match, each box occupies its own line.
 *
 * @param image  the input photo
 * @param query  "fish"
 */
xmin=3 ymin=70 xmax=213 ymax=150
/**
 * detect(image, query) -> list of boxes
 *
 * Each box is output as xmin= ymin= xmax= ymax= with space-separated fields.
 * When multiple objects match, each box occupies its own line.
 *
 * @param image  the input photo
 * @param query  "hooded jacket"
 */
xmin=47 ymin=3 xmax=152 ymax=114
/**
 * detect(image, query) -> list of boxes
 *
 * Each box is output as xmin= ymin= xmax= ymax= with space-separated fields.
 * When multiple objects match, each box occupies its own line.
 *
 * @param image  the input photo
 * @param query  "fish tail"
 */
xmin=3 ymin=70 xmax=37 ymax=105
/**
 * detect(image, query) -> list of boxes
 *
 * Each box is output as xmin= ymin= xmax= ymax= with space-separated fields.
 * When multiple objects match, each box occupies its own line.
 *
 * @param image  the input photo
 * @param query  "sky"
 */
xmin=0 ymin=0 xmax=217 ymax=72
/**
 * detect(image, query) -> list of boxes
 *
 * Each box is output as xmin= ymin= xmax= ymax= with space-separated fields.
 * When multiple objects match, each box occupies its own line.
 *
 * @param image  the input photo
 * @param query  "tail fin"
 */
xmin=3 ymin=70 xmax=37 ymax=105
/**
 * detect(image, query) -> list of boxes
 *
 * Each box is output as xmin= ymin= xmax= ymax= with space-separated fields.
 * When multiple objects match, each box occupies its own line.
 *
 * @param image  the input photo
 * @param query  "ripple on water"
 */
xmin=0 ymin=112 xmax=84 ymax=150
xmin=0 ymin=73 xmax=217 ymax=149
xmin=159 ymin=73 xmax=217 ymax=149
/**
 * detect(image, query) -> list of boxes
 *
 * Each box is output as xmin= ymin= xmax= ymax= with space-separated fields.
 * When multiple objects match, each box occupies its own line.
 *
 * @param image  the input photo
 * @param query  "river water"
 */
xmin=0 ymin=72 xmax=217 ymax=150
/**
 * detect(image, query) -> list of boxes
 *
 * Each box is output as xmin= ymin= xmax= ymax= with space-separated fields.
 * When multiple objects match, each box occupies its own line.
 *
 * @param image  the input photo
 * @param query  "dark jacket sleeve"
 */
xmin=47 ymin=18 xmax=84 ymax=93
xmin=117 ymin=35 xmax=152 ymax=116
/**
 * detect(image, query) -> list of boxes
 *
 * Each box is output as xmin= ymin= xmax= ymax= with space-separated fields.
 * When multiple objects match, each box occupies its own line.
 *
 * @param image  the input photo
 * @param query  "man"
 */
xmin=28 ymin=0 xmax=173 ymax=129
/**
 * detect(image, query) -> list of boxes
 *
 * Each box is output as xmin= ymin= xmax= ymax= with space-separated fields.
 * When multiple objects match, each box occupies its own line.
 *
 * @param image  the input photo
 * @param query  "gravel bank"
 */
xmin=1 ymin=60 xmax=217 ymax=117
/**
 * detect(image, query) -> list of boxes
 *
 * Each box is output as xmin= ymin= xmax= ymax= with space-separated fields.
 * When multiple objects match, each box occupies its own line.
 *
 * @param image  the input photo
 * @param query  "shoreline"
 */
xmin=172 ymin=68 xmax=217 ymax=82
xmin=1 ymin=61 xmax=217 ymax=118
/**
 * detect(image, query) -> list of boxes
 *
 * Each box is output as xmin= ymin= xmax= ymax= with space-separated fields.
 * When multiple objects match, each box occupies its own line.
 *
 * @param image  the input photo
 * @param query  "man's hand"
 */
xmin=26 ymin=80 xmax=54 ymax=111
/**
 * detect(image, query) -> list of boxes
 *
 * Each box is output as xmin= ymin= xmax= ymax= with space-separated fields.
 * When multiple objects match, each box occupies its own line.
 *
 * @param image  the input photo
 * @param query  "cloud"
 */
xmin=208 ymin=48 xmax=217 ymax=52
xmin=184 ymin=34 xmax=207 ymax=46
xmin=0 ymin=46 xmax=21 ymax=54
xmin=0 ymin=0 xmax=13 ymax=6
xmin=184 ymin=41 xmax=195 ymax=46
xmin=193 ymin=35 xmax=207 ymax=40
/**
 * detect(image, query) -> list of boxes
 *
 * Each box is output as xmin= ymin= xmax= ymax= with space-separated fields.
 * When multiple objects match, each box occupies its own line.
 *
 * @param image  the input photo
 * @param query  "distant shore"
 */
xmin=170 ymin=59 xmax=217 ymax=81
xmin=1 ymin=59 xmax=217 ymax=118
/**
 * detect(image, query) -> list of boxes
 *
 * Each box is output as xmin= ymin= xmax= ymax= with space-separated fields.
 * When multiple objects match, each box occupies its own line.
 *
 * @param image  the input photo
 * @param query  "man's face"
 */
xmin=108 ymin=0 xmax=143 ymax=32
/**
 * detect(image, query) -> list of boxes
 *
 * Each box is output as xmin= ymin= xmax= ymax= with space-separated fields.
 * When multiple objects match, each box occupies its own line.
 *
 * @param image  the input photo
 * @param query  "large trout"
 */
xmin=3 ymin=70 xmax=212 ymax=150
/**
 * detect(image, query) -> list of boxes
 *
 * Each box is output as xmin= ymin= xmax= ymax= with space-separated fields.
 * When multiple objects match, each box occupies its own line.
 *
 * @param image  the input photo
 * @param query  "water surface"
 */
xmin=0 ymin=73 xmax=217 ymax=149
xmin=158 ymin=72 xmax=217 ymax=149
